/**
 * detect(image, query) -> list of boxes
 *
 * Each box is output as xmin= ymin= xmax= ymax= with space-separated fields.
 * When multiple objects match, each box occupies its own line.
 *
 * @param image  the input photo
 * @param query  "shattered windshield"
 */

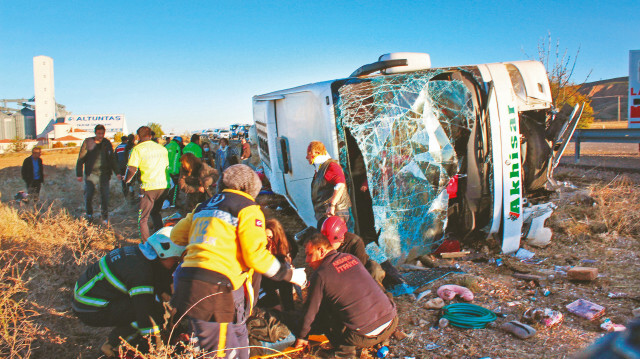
xmin=333 ymin=69 xmax=487 ymax=264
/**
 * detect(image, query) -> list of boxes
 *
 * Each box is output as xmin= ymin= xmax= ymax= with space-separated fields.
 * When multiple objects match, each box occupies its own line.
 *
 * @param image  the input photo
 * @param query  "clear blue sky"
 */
xmin=1 ymin=0 xmax=637 ymax=134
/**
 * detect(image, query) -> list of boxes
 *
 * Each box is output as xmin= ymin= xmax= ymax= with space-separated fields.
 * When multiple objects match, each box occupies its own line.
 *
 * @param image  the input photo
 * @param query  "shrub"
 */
xmin=113 ymin=132 xmax=124 ymax=143
xmin=52 ymin=142 xmax=64 ymax=149
xmin=8 ymin=137 xmax=26 ymax=153
xmin=65 ymin=142 xmax=77 ymax=147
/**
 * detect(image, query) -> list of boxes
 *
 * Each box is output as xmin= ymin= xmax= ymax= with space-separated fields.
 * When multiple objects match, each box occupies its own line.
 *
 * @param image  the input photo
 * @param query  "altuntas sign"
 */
xmin=65 ymin=114 xmax=128 ymax=136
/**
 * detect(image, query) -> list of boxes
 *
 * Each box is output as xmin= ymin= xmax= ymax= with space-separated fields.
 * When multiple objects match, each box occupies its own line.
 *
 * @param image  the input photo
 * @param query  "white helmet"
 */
xmin=140 ymin=227 xmax=185 ymax=260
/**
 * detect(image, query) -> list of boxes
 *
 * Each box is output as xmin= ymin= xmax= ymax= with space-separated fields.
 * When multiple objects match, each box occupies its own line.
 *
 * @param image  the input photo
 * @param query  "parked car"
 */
xmin=218 ymin=130 xmax=230 ymax=139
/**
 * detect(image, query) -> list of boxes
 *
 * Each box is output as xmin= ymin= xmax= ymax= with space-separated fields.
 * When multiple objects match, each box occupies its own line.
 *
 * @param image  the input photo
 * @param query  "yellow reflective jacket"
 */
xmin=171 ymin=189 xmax=278 ymax=290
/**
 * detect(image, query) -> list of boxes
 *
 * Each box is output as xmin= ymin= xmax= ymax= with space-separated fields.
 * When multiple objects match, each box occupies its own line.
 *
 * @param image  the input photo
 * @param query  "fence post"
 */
xmin=574 ymin=130 xmax=581 ymax=164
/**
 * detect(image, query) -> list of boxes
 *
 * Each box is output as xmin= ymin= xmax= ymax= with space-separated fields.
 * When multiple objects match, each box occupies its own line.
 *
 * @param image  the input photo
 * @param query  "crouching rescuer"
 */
xmin=294 ymin=232 xmax=398 ymax=358
xmin=170 ymin=164 xmax=307 ymax=359
xmin=71 ymin=227 xmax=185 ymax=357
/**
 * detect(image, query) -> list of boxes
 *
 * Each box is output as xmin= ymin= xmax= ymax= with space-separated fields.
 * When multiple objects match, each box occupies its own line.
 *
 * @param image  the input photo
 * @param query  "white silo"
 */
xmin=33 ymin=56 xmax=56 ymax=138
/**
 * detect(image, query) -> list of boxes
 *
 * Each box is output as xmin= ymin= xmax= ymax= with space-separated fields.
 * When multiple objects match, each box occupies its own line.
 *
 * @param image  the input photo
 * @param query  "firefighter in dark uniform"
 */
xmin=294 ymin=232 xmax=397 ymax=358
xmin=320 ymin=216 xmax=385 ymax=284
xmin=72 ymin=227 xmax=185 ymax=357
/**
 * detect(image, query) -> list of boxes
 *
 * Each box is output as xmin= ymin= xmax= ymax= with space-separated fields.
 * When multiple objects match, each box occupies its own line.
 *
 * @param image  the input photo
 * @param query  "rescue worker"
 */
xmin=72 ymin=227 xmax=185 ymax=357
xmin=170 ymin=164 xmax=307 ymax=359
xmin=294 ymin=232 xmax=397 ymax=358
xmin=124 ymin=126 xmax=170 ymax=242
xmin=320 ymin=216 xmax=385 ymax=284
xmin=183 ymin=134 xmax=203 ymax=158
xmin=165 ymin=136 xmax=183 ymax=207
xmin=306 ymin=141 xmax=351 ymax=226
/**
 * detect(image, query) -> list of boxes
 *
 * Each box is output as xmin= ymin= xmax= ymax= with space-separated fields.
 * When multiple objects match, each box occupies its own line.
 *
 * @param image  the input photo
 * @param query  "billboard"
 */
xmin=629 ymin=50 xmax=640 ymax=129
xmin=65 ymin=114 xmax=128 ymax=136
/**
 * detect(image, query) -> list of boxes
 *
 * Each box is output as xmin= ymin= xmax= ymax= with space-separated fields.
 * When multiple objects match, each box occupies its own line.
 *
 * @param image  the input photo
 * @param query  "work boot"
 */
xmin=100 ymin=340 xmax=116 ymax=357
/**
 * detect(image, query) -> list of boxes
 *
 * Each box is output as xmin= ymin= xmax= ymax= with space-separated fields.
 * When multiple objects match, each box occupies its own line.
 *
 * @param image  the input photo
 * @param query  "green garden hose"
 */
xmin=441 ymin=303 xmax=497 ymax=329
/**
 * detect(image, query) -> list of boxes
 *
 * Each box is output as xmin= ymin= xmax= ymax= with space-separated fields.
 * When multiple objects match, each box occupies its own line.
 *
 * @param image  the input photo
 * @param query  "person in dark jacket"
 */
xmin=21 ymin=146 xmax=44 ymax=201
xmin=114 ymin=135 xmax=134 ymax=201
xmin=76 ymin=125 xmax=120 ymax=224
xmin=201 ymin=142 xmax=214 ymax=167
xmin=72 ymin=227 xmax=185 ymax=357
xmin=294 ymin=233 xmax=397 ymax=358
xmin=319 ymin=216 xmax=385 ymax=284
xmin=306 ymin=141 xmax=351 ymax=227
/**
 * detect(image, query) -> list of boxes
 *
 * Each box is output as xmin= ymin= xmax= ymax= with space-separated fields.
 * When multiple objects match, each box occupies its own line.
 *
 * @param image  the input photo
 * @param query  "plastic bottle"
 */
xmin=377 ymin=346 xmax=389 ymax=358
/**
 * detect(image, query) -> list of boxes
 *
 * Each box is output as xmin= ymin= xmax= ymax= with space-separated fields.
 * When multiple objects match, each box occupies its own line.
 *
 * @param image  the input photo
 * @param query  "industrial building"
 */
xmin=1 ymin=55 xmax=96 ymax=143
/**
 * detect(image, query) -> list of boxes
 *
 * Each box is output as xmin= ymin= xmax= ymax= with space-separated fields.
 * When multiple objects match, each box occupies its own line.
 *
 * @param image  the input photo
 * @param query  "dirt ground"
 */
xmin=1 ymin=146 xmax=639 ymax=358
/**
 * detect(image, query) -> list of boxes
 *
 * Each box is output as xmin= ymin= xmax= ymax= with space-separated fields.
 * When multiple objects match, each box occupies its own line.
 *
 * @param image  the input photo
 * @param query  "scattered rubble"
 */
xmin=437 ymin=284 xmax=474 ymax=301
xmin=600 ymin=318 xmax=626 ymax=332
xmin=566 ymin=299 xmax=606 ymax=320
xmin=500 ymin=321 xmax=537 ymax=339
xmin=567 ymin=267 xmax=599 ymax=281
xmin=424 ymin=297 xmax=445 ymax=310
xmin=523 ymin=308 xmax=564 ymax=327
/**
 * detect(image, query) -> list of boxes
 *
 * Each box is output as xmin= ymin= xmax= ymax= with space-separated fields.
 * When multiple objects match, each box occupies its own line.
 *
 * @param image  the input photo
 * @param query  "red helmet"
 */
xmin=320 ymin=216 xmax=348 ymax=245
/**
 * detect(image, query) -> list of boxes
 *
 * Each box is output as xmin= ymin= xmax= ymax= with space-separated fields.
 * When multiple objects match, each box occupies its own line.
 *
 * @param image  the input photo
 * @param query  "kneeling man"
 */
xmin=294 ymin=233 xmax=397 ymax=358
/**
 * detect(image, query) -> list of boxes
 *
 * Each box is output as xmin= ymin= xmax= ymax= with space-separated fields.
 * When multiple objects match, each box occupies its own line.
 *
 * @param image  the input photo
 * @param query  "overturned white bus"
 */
xmin=253 ymin=53 xmax=581 ymax=264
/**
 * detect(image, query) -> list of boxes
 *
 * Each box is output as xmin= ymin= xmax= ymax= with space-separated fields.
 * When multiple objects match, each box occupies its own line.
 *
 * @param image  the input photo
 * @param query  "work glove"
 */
xmin=290 ymin=268 xmax=307 ymax=288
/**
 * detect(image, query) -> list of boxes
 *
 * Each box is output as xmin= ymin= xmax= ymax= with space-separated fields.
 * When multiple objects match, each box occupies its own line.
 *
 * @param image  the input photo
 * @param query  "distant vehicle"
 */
xmin=253 ymin=52 xmax=581 ymax=263
xmin=203 ymin=128 xmax=217 ymax=139
xmin=218 ymin=129 xmax=230 ymax=139
xmin=229 ymin=124 xmax=240 ymax=139
xmin=237 ymin=124 xmax=251 ymax=139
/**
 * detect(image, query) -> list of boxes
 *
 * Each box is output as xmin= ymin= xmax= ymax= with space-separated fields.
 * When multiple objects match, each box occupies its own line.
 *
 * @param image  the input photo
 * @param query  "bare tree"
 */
xmin=526 ymin=33 xmax=594 ymax=128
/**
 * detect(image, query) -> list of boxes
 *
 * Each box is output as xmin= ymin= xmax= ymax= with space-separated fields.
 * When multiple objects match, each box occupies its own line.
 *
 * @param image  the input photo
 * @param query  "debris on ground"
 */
xmin=425 ymin=297 xmax=445 ymax=310
xmin=500 ymin=321 xmax=537 ymax=339
xmin=600 ymin=318 xmax=626 ymax=332
xmin=437 ymin=284 xmax=474 ymax=301
xmin=567 ymin=266 xmax=599 ymax=281
xmin=523 ymin=307 xmax=564 ymax=327
xmin=440 ymin=251 xmax=470 ymax=259
xmin=566 ymin=299 xmax=606 ymax=320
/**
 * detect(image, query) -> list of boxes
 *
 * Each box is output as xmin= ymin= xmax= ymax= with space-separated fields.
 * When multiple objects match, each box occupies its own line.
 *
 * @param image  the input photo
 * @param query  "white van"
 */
xmin=253 ymin=53 xmax=581 ymax=264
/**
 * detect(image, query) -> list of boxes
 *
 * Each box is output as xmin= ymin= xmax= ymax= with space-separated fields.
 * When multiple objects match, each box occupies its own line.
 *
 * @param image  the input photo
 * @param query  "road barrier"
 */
xmin=570 ymin=129 xmax=640 ymax=163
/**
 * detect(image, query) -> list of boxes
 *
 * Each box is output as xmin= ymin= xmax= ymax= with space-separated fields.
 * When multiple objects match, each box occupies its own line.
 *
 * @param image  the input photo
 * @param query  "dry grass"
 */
xmin=591 ymin=175 xmax=640 ymax=236
xmin=0 ymin=201 xmax=118 ymax=358
xmin=0 ymin=255 xmax=38 ymax=358
xmin=0 ymin=202 xmax=115 ymax=266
